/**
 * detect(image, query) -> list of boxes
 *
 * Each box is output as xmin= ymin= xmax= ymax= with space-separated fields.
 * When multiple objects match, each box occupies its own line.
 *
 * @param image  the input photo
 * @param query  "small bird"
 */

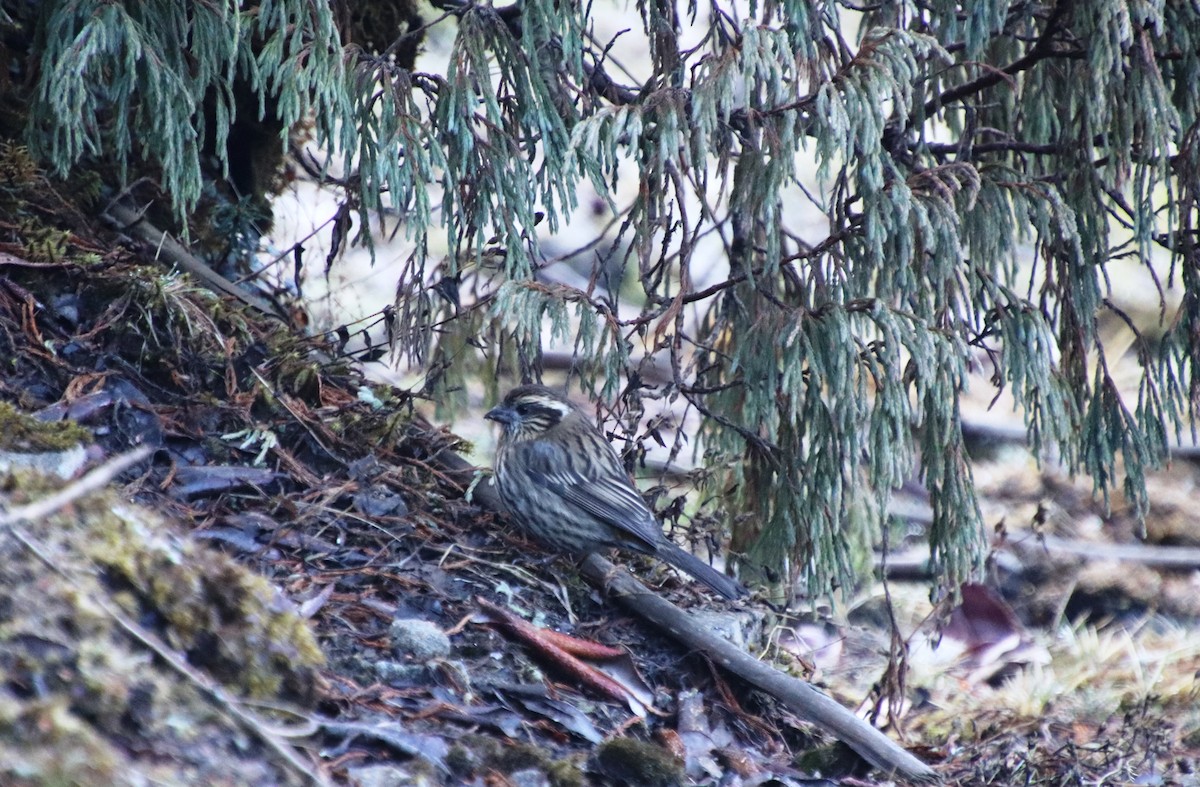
xmin=485 ymin=384 xmax=746 ymax=600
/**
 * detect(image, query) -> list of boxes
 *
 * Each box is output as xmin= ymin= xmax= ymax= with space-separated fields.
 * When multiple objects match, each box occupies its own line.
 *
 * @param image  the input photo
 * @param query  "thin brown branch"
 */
xmin=579 ymin=553 xmax=938 ymax=783
xmin=924 ymin=0 xmax=1076 ymax=117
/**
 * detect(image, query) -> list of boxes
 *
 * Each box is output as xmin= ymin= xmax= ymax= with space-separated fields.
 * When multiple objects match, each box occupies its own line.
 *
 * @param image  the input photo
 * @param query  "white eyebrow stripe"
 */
xmin=524 ymin=396 xmax=572 ymax=416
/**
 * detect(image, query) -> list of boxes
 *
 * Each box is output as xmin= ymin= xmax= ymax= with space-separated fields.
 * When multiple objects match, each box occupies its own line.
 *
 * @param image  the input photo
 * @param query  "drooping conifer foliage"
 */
xmin=11 ymin=0 xmax=1200 ymax=596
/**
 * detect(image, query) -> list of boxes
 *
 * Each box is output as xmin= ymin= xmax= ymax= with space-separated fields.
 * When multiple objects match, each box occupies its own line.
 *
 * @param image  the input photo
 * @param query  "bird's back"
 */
xmin=494 ymin=414 xmax=662 ymax=555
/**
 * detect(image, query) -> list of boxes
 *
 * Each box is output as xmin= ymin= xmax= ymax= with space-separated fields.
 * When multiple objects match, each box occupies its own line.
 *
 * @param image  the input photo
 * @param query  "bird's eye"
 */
xmin=514 ymin=402 xmax=532 ymax=416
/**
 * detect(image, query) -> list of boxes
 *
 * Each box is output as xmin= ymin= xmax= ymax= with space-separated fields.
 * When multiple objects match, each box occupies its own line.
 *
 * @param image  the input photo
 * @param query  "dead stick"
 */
xmin=103 ymin=202 xmax=280 ymax=317
xmin=580 ymin=554 xmax=937 ymax=783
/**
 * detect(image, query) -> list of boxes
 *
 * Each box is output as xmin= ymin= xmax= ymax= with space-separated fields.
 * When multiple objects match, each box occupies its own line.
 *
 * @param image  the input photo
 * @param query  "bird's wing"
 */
xmin=513 ymin=439 xmax=662 ymax=550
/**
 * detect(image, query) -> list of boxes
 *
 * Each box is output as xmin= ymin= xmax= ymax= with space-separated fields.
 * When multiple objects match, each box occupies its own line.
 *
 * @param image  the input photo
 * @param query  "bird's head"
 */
xmin=485 ymin=385 xmax=575 ymax=441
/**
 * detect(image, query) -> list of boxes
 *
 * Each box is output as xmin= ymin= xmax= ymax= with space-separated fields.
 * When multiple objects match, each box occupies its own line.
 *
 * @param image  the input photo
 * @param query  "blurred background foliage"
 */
xmin=5 ymin=0 xmax=1199 ymax=601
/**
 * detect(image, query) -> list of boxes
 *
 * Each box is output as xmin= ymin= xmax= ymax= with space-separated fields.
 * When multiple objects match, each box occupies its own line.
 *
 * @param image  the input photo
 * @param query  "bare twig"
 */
xmin=0 ymin=446 xmax=152 ymax=527
xmin=579 ymin=553 xmax=938 ymax=783
xmin=924 ymin=0 xmax=1076 ymax=117
xmin=102 ymin=202 xmax=282 ymax=318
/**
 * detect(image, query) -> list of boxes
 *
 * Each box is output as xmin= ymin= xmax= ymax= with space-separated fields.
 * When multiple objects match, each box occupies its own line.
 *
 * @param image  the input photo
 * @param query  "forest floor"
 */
xmin=1 ymin=179 xmax=1199 ymax=786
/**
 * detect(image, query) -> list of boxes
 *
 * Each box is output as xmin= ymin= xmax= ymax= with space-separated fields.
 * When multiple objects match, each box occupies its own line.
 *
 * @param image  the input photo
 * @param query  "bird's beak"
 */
xmin=484 ymin=405 xmax=515 ymax=425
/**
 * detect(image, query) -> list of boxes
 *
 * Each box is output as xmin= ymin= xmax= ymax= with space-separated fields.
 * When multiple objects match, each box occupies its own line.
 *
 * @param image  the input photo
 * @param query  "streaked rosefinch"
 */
xmin=486 ymin=385 xmax=745 ymax=600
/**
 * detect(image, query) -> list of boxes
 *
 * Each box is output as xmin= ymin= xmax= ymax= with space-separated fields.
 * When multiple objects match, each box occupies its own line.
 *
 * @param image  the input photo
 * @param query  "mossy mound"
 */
xmin=0 ymin=470 xmax=325 ymax=786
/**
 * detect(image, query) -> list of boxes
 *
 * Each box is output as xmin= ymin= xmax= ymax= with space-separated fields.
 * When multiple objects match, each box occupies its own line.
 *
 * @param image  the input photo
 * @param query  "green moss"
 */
xmin=20 ymin=218 xmax=71 ymax=261
xmin=542 ymin=756 xmax=587 ymax=787
xmin=793 ymin=741 xmax=861 ymax=777
xmin=0 ymin=471 xmax=319 ymax=784
xmin=0 ymin=696 xmax=126 ymax=785
xmin=80 ymin=498 xmax=324 ymax=700
xmin=0 ymin=143 xmax=38 ymax=188
xmin=492 ymin=741 xmax=550 ymax=772
xmin=473 ymin=741 xmax=586 ymax=787
xmin=592 ymin=737 xmax=684 ymax=787
xmin=0 ymin=401 xmax=90 ymax=451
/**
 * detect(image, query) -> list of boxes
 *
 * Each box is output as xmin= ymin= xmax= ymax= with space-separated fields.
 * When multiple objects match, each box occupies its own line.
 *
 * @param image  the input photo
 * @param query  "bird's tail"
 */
xmin=656 ymin=540 xmax=747 ymax=600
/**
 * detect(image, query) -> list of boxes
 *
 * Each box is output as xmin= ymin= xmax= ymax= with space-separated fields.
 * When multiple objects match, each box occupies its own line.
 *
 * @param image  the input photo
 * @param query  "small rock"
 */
xmin=0 ymin=444 xmax=87 ymax=479
xmin=508 ymin=769 xmax=553 ymax=787
xmin=390 ymin=618 xmax=451 ymax=661
xmin=354 ymin=486 xmax=409 ymax=518
xmin=373 ymin=659 xmax=427 ymax=686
